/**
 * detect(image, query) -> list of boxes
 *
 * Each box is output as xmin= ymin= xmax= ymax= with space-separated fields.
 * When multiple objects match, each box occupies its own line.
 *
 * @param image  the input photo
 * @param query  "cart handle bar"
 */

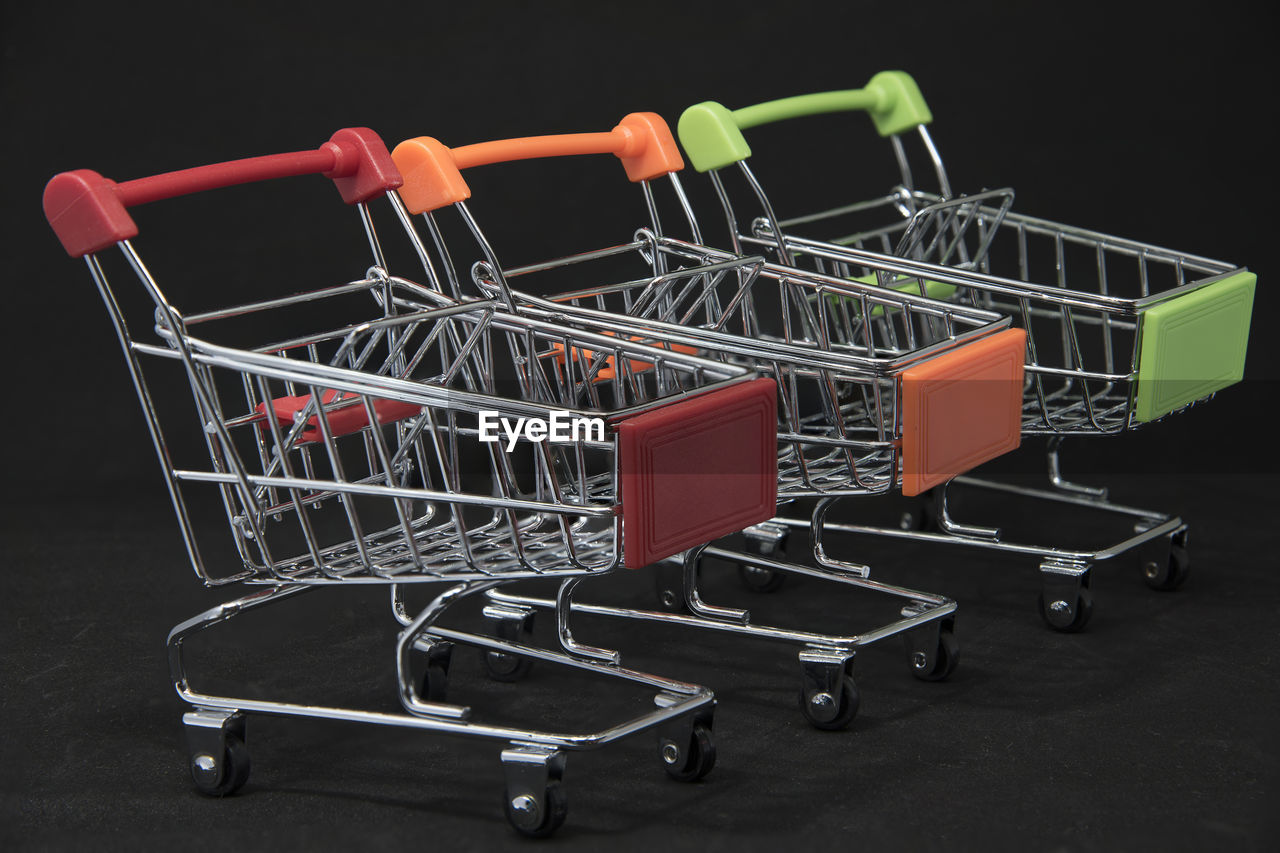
xmin=392 ymin=112 xmax=683 ymax=215
xmin=44 ymin=128 xmax=403 ymax=258
xmin=677 ymin=71 xmax=932 ymax=173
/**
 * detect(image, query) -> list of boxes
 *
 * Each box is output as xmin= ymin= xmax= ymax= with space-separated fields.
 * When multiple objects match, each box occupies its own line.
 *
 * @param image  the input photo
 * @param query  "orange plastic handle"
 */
xmin=392 ymin=112 xmax=684 ymax=214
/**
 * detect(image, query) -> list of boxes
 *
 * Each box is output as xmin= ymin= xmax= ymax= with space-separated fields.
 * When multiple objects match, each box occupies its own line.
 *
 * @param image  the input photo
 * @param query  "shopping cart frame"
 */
xmin=388 ymin=119 xmax=1028 ymax=728
xmin=43 ymin=130 xmax=784 ymax=835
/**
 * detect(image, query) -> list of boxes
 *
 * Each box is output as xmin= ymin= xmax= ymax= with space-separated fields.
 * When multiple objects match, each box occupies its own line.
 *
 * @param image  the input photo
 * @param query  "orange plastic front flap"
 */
xmin=619 ymin=378 xmax=778 ymax=567
xmin=391 ymin=137 xmax=472 ymax=214
xmin=900 ymin=329 xmax=1025 ymax=496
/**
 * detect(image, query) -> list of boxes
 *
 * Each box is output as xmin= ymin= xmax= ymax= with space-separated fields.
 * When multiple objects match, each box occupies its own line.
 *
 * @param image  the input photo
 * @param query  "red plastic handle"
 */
xmin=44 ymin=128 xmax=403 ymax=258
xmin=392 ymin=113 xmax=684 ymax=214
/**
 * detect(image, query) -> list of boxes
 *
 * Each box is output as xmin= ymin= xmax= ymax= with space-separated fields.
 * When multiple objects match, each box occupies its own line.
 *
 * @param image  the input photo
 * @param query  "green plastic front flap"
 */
xmin=1133 ymin=271 xmax=1255 ymax=422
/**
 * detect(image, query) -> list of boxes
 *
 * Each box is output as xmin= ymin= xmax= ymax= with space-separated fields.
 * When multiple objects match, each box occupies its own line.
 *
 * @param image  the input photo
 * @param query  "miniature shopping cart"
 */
xmin=677 ymin=72 xmax=1256 ymax=630
xmin=387 ymin=115 xmax=1026 ymax=729
xmin=43 ymin=130 xmax=782 ymax=837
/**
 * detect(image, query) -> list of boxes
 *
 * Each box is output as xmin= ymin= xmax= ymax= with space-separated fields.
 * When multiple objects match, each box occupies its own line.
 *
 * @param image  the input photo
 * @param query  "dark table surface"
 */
xmin=3 ymin=471 xmax=1276 ymax=851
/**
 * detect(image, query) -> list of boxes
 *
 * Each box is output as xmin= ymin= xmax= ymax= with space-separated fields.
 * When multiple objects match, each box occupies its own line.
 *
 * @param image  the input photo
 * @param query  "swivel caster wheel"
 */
xmin=1143 ymin=534 xmax=1190 ymax=591
xmin=738 ymin=522 xmax=789 ymax=593
xmin=484 ymin=610 xmax=535 ymax=682
xmin=502 ymin=746 xmax=567 ymax=838
xmin=504 ymin=781 xmax=568 ymax=838
xmin=900 ymin=491 xmax=939 ymax=532
xmin=485 ymin=649 xmax=534 ymax=683
xmin=910 ymin=629 xmax=959 ymax=682
xmin=799 ymin=675 xmax=859 ymax=731
xmin=1038 ymin=587 xmax=1094 ymax=633
xmin=419 ymin=641 xmax=453 ymax=702
xmin=659 ymin=722 xmax=716 ymax=782
xmin=738 ymin=564 xmax=786 ymax=593
xmin=653 ymin=561 xmax=688 ymax=613
xmin=189 ymin=732 xmax=251 ymax=797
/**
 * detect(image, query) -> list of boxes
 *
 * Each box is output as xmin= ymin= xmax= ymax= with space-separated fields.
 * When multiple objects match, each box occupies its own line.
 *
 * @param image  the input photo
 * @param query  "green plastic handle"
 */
xmin=677 ymin=71 xmax=932 ymax=173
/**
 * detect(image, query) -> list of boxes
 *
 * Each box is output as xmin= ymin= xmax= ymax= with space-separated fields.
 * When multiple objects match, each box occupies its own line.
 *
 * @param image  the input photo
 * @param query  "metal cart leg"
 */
xmin=808 ymin=463 xmax=1190 ymax=633
xmin=1046 ymin=435 xmax=1108 ymax=499
xmin=486 ymin=544 xmax=958 ymax=732
xmin=168 ymin=580 xmax=719 ymax=838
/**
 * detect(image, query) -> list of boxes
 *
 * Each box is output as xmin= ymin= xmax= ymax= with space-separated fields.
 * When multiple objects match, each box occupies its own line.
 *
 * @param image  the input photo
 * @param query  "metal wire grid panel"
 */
xmin=675 ymin=99 xmax=1247 ymax=435
xmin=751 ymin=188 xmax=1242 ymax=433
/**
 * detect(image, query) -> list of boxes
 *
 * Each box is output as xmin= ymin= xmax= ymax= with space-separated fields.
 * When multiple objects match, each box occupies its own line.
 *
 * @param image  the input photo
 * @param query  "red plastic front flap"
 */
xmin=900 ymin=328 xmax=1026 ymax=496
xmin=619 ymin=378 xmax=778 ymax=568
xmin=257 ymin=391 xmax=422 ymax=445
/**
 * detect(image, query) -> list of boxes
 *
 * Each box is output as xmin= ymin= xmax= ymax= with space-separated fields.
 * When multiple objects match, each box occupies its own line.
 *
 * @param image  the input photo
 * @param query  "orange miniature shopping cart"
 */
xmin=384 ymin=115 xmax=1025 ymax=729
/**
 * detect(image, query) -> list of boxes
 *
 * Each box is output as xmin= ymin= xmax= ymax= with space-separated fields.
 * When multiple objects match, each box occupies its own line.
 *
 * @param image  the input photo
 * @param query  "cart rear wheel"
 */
xmin=1038 ymin=587 xmax=1093 ymax=633
xmin=484 ymin=613 xmax=535 ymax=682
xmin=900 ymin=492 xmax=939 ymax=532
xmin=799 ymin=675 xmax=859 ymax=731
xmin=654 ymin=563 xmax=688 ymax=613
xmin=504 ymin=781 xmax=568 ymax=838
xmin=190 ymin=733 xmax=251 ymax=797
xmin=485 ymin=649 xmax=533 ymax=682
xmin=1143 ymin=544 xmax=1190 ymax=591
xmin=660 ymin=723 xmax=717 ymax=782
xmin=738 ymin=563 xmax=786 ymax=593
xmin=420 ymin=641 xmax=453 ymax=703
xmin=911 ymin=629 xmax=960 ymax=682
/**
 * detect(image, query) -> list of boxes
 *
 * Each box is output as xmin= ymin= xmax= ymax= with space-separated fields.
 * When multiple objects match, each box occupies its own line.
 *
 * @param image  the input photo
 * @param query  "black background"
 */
xmin=2 ymin=1 xmax=1277 ymax=850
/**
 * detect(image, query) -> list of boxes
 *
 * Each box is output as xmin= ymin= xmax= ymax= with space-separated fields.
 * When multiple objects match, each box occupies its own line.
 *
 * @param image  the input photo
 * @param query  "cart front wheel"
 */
xmin=190 ymin=733 xmax=251 ymax=797
xmin=1143 ymin=544 xmax=1190 ymax=591
xmin=800 ymin=675 xmax=859 ymax=731
xmin=660 ymin=722 xmax=717 ymax=782
xmin=1038 ymin=587 xmax=1094 ymax=633
xmin=504 ymin=781 xmax=568 ymax=838
xmin=911 ymin=629 xmax=960 ymax=682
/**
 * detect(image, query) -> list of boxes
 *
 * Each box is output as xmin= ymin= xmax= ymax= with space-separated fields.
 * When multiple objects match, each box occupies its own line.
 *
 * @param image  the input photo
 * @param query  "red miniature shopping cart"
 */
xmin=44 ymin=129 xmax=779 ymax=836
